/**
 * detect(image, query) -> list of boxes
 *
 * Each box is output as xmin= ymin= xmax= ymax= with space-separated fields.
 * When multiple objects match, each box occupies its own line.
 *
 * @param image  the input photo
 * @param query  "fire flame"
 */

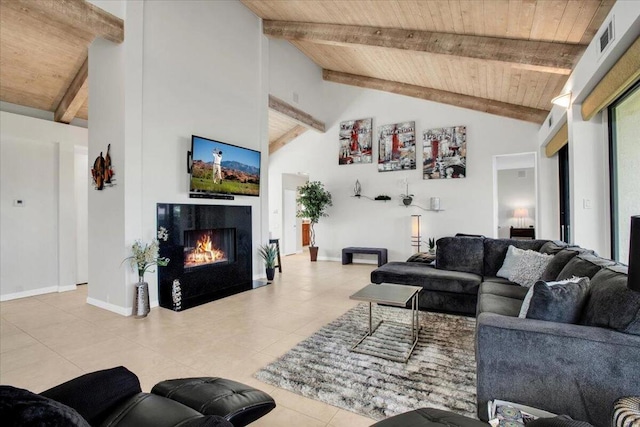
xmin=185 ymin=234 xmax=226 ymax=266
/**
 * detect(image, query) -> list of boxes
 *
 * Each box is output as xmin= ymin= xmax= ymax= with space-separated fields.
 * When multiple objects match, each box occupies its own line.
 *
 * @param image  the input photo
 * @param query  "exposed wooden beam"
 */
xmin=270 ymin=125 xmax=308 ymax=154
xmin=10 ymin=0 xmax=124 ymax=43
xmin=323 ymin=70 xmax=548 ymax=124
xmin=582 ymin=36 xmax=640 ymax=121
xmin=54 ymin=57 xmax=88 ymax=124
xmin=264 ymin=20 xmax=583 ymax=75
xmin=268 ymin=95 xmax=325 ymax=132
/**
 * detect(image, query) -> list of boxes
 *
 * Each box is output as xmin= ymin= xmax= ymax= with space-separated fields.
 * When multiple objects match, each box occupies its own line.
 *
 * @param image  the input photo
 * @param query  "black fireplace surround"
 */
xmin=157 ymin=203 xmax=252 ymax=311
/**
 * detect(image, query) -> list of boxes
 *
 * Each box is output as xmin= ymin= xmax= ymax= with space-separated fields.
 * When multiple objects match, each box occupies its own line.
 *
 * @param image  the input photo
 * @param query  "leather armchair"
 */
xmin=1 ymin=366 xmax=275 ymax=427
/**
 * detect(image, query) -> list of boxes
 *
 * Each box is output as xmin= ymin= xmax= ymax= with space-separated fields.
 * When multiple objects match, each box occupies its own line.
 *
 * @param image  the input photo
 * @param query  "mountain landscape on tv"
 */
xmin=190 ymin=159 xmax=260 ymax=196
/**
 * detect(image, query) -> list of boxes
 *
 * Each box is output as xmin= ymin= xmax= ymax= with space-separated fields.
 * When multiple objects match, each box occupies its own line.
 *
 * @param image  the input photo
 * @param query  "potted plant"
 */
xmin=428 ymin=238 xmax=436 ymax=255
xmin=258 ymin=243 xmax=278 ymax=281
xmin=296 ymin=181 xmax=332 ymax=261
xmin=401 ymin=181 xmax=413 ymax=206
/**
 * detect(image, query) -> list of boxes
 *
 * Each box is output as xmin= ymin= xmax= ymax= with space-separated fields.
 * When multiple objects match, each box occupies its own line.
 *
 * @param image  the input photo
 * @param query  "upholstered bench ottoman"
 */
xmin=151 ymin=377 xmax=275 ymax=426
xmin=371 ymin=408 xmax=487 ymax=427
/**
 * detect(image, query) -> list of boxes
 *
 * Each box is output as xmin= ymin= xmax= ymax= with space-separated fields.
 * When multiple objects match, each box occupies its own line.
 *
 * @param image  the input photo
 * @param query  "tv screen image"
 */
xmin=190 ymin=135 xmax=261 ymax=197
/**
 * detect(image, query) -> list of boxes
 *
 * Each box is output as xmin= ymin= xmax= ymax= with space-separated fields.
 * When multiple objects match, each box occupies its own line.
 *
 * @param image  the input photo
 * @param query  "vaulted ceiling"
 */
xmin=0 ymin=0 xmax=615 ymax=150
xmin=242 ymin=0 xmax=615 ymax=126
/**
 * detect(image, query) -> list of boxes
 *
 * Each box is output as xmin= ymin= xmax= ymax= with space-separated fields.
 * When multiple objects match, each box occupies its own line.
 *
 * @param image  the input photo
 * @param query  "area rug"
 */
xmin=254 ymin=303 xmax=477 ymax=420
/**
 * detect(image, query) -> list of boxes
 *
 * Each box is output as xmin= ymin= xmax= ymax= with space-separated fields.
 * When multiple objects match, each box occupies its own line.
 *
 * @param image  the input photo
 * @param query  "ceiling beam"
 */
xmin=10 ymin=0 xmax=124 ymax=43
xmin=264 ymin=20 xmax=583 ymax=75
xmin=323 ymin=70 xmax=548 ymax=124
xmin=270 ymin=125 xmax=308 ymax=154
xmin=54 ymin=57 xmax=88 ymax=124
xmin=268 ymin=95 xmax=325 ymax=132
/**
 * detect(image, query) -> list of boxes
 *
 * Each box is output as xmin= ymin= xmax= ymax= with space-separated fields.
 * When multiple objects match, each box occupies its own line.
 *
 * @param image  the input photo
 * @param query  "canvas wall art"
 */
xmin=339 ymin=118 xmax=373 ymax=165
xmin=377 ymin=121 xmax=416 ymax=172
xmin=91 ymin=143 xmax=115 ymax=190
xmin=423 ymin=126 xmax=467 ymax=179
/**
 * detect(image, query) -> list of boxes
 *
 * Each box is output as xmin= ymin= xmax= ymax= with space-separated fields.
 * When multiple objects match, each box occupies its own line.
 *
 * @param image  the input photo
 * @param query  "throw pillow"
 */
xmin=539 ymin=240 xmax=569 ymax=255
xmin=496 ymin=245 xmax=526 ymax=279
xmin=406 ymin=252 xmax=436 ymax=264
xmin=518 ymin=276 xmax=584 ymax=318
xmin=581 ymin=265 xmax=640 ymax=335
xmin=525 ymin=277 xmax=591 ymax=324
xmin=508 ymin=250 xmax=553 ymax=288
xmin=556 ymin=253 xmax=616 ymax=280
xmin=0 ymin=386 xmax=91 ymax=427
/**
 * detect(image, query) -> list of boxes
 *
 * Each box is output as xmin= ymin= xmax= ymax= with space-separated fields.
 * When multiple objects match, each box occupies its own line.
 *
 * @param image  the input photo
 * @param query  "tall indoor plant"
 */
xmin=296 ymin=181 xmax=332 ymax=261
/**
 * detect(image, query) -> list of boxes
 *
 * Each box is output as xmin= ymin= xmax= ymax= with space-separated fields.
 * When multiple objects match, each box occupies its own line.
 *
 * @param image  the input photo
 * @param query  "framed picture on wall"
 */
xmin=377 ymin=121 xmax=416 ymax=172
xmin=338 ymin=118 xmax=372 ymax=165
xmin=423 ymin=126 xmax=467 ymax=179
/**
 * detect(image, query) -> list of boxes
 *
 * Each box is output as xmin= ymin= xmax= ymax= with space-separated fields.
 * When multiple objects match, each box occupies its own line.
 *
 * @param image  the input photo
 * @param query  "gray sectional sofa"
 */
xmin=370 ymin=236 xmax=640 ymax=427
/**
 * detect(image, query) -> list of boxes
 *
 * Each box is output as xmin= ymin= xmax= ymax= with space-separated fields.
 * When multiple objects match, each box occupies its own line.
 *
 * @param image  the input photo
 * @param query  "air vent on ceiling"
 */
xmin=518 ymin=170 xmax=526 ymax=178
xmin=599 ymin=18 xmax=615 ymax=56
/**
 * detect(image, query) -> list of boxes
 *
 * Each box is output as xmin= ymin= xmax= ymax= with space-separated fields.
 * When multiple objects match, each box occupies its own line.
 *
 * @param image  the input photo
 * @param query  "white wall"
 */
xmin=538 ymin=2 xmax=640 ymax=256
xmin=270 ymin=83 xmax=541 ymax=262
xmin=0 ymin=112 xmax=87 ymax=300
xmin=87 ymin=0 xmax=268 ymax=314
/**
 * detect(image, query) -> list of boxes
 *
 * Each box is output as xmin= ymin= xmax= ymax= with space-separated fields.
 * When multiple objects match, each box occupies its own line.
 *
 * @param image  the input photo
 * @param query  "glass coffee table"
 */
xmin=349 ymin=283 xmax=422 ymax=363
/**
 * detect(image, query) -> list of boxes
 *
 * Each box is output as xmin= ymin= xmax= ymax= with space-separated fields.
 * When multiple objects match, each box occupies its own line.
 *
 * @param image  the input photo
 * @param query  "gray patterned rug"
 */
xmin=254 ymin=303 xmax=477 ymax=421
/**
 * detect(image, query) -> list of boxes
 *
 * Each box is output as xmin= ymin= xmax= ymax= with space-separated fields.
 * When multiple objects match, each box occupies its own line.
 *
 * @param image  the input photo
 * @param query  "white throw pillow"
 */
xmin=518 ymin=276 xmax=585 ymax=318
xmin=508 ymin=250 xmax=553 ymax=288
xmin=496 ymin=245 xmax=526 ymax=279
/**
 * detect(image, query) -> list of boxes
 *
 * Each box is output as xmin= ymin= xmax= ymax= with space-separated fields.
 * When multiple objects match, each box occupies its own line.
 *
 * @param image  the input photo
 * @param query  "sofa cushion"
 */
xmin=406 ymin=252 xmax=435 ymax=264
xmin=581 ymin=265 xmax=640 ymax=335
xmin=508 ymin=250 xmax=553 ymax=288
xmin=436 ymin=236 xmax=484 ymax=275
xmin=524 ymin=277 xmax=591 ymax=324
xmin=483 ymin=238 xmax=548 ymax=277
xmin=480 ymin=281 xmax=529 ymax=299
xmin=482 ymin=276 xmax=517 ymax=286
xmin=539 ymin=240 xmax=569 ymax=255
xmin=540 ymin=248 xmax=592 ymax=281
xmin=372 ymin=262 xmax=481 ymax=295
xmin=556 ymin=254 xmax=616 ymax=280
xmin=0 ymin=386 xmax=90 ymax=427
xmin=477 ymin=293 xmax=522 ymax=317
xmin=496 ymin=245 xmax=526 ymax=279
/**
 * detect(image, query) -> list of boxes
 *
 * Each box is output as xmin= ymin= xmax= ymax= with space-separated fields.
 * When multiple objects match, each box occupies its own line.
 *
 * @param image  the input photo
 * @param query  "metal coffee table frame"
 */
xmin=349 ymin=283 xmax=422 ymax=363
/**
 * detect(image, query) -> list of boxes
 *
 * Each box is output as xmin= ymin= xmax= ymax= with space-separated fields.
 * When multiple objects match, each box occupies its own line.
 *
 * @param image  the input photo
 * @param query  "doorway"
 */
xmin=493 ymin=153 xmax=538 ymax=239
xmin=283 ymin=189 xmax=298 ymax=255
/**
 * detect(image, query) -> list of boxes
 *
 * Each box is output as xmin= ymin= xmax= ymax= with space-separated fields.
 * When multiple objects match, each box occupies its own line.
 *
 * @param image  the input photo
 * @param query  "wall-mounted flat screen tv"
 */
xmin=189 ymin=135 xmax=261 ymax=197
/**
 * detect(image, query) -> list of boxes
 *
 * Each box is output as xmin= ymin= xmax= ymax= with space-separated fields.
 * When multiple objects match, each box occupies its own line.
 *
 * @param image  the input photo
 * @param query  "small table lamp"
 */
xmin=514 ymin=208 xmax=528 ymax=228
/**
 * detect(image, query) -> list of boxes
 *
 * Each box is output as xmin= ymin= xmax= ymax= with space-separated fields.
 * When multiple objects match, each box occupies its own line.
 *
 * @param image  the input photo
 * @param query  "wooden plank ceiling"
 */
xmin=244 ymin=0 xmax=615 ymax=125
xmin=0 ymin=0 xmax=123 ymax=123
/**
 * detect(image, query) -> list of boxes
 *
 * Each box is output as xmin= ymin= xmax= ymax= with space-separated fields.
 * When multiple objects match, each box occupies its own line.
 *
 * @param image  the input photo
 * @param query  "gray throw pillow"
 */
xmin=507 ymin=250 xmax=553 ymax=288
xmin=518 ymin=276 xmax=583 ymax=318
xmin=581 ymin=265 xmax=640 ymax=335
xmin=556 ymin=253 xmax=615 ymax=280
xmin=496 ymin=245 xmax=526 ymax=279
xmin=527 ymin=415 xmax=594 ymax=427
xmin=526 ymin=277 xmax=591 ymax=324
xmin=539 ymin=240 xmax=569 ymax=255
xmin=540 ymin=248 xmax=592 ymax=281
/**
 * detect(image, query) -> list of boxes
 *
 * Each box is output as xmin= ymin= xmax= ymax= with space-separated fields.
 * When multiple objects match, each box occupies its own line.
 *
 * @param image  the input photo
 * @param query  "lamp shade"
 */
xmin=628 ymin=216 xmax=640 ymax=291
xmin=514 ymin=208 xmax=528 ymax=218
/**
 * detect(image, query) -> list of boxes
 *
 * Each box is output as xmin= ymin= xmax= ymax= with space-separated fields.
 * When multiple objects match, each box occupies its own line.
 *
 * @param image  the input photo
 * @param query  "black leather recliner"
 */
xmin=0 ymin=366 xmax=275 ymax=427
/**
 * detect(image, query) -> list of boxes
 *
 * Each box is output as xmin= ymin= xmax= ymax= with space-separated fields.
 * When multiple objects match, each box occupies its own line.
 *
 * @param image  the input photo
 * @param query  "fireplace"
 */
xmin=156 ymin=203 xmax=253 ymax=311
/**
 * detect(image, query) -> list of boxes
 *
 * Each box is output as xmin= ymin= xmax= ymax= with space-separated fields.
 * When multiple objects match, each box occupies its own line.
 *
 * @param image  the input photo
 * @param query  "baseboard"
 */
xmin=317 ymin=256 xmax=340 ymax=262
xmin=57 ymin=285 xmax=77 ymax=293
xmin=0 ymin=286 xmax=58 ymax=302
xmin=86 ymin=297 xmax=131 ymax=316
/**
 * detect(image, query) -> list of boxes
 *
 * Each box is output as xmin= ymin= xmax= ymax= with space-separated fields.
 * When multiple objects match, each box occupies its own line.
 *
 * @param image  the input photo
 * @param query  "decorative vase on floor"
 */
xmin=133 ymin=280 xmax=150 ymax=318
xmin=266 ymin=267 xmax=275 ymax=281
xmin=309 ymin=246 xmax=319 ymax=262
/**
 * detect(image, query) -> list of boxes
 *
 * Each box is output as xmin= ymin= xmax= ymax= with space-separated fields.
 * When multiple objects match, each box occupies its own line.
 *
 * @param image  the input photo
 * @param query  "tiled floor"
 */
xmin=0 ymin=251 xmax=378 ymax=427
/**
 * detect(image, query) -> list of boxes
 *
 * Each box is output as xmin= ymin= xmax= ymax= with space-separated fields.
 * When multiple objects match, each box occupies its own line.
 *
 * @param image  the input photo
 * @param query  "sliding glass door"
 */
xmin=609 ymin=81 xmax=640 ymax=263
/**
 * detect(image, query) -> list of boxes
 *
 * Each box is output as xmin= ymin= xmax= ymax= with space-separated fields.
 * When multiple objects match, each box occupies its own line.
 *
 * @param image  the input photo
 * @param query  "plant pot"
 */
xmin=266 ymin=267 xmax=275 ymax=281
xmin=133 ymin=282 xmax=150 ymax=318
xmin=403 ymin=197 xmax=413 ymax=206
xmin=309 ymin=246 xmax=319 ymax=262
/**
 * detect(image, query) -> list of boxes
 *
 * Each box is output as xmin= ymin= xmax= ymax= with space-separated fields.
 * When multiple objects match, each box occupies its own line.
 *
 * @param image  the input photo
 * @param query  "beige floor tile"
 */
xmin=271 ymin=388 xmax=340 ymax=423
xmin=329 ymin=409 xmax=377 ymax=427
xmin=0 ymin=252 xmax=386 ymax=424
xmin=251 ymin=405 xmax=327 ymax=427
